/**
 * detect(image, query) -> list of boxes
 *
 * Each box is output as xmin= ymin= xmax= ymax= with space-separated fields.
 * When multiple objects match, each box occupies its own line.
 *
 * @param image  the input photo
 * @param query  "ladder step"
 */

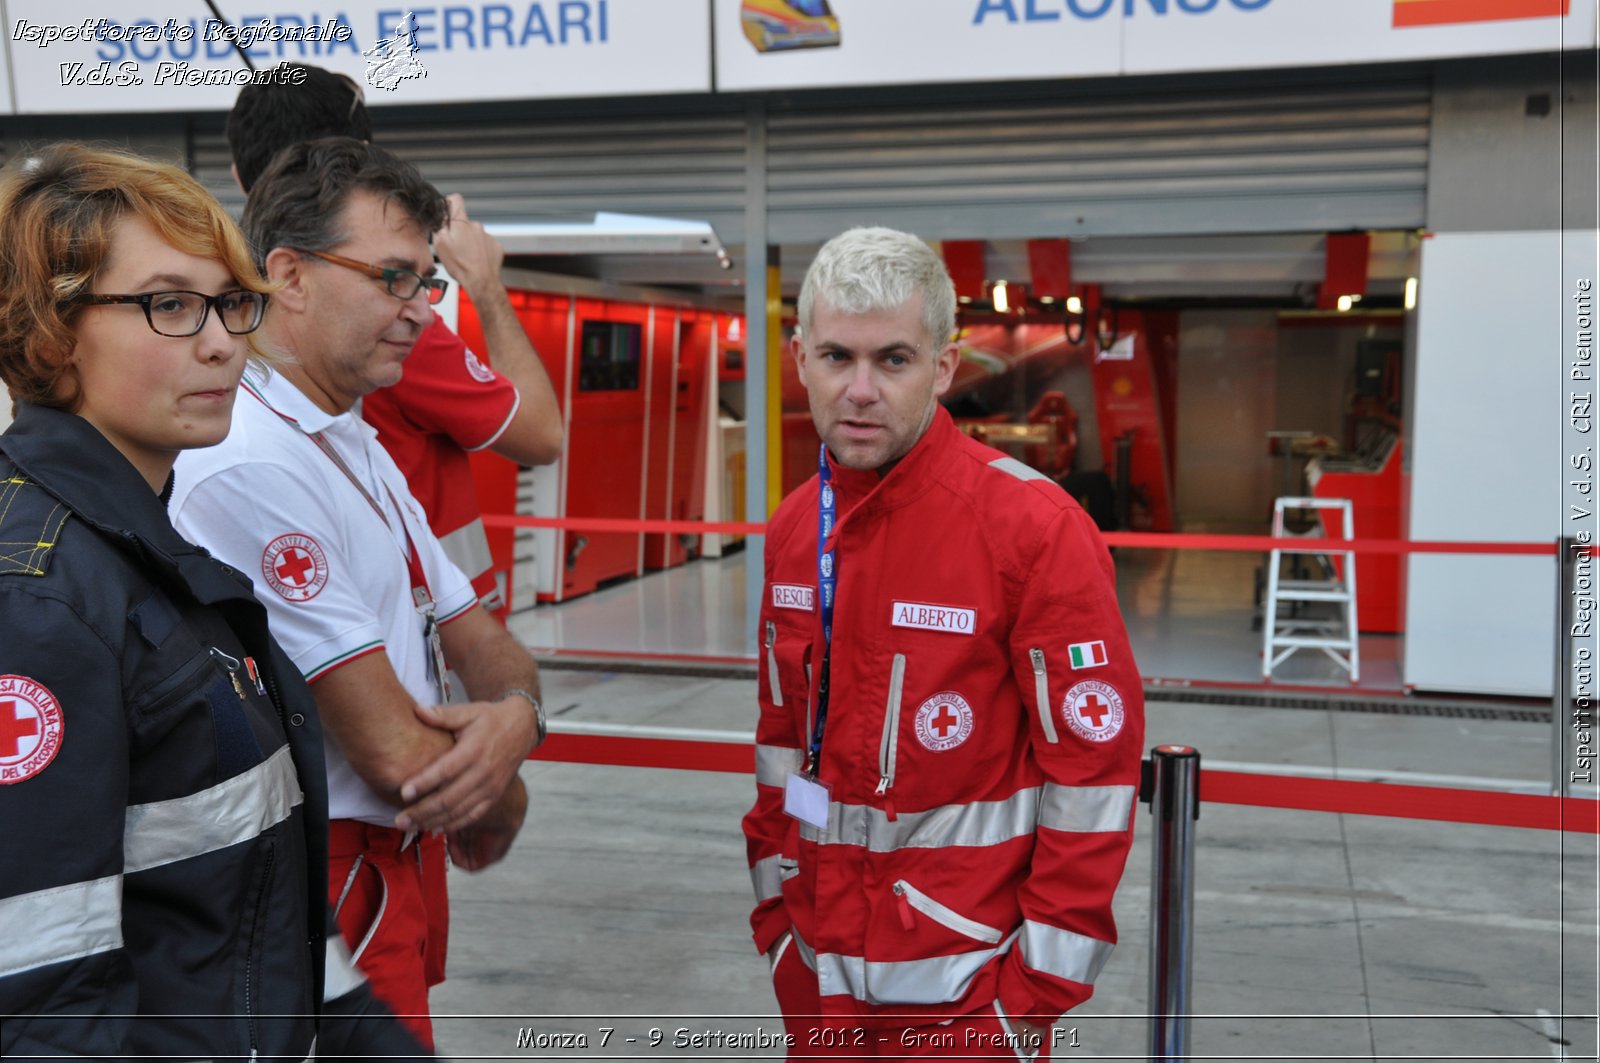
xmin=1268 ymin=635 xmax=1356 ymax=649
xmin=1272 ymin=589 xmax=1352 ymax=602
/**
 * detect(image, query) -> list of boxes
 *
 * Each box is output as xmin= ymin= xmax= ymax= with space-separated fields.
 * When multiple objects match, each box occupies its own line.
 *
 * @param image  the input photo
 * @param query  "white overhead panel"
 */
xmin=489 ymin=213 xmax=732 ymax=265
xmin=5 ymin=0 xmax=710 ymax=114
xmin=714 ymin=0 xmax=1596 ymax=92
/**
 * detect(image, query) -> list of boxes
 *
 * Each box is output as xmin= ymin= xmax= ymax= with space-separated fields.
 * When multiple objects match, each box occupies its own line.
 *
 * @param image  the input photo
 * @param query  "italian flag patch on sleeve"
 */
xmin=1068 ymin=640 xmax=1108 ymax=669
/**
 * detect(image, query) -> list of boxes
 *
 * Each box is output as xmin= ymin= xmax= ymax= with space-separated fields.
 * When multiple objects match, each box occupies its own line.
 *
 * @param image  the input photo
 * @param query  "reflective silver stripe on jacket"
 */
xmin=791 ymin=926 xmax=1022 ymax=1006
xmin=322 ymin=934 xmax=368 ymax=1003
xmin=988 ymin=456 xmax=1051 ymax=483
xmin=1038 ymin=784 xmax=1136 ymax=833
xmin=800 ymin=787 xmax=1040 ymax=852
xmin=755 ymin=743 xmax=804 ymax=789
xmin=1020 ymin=919 xmax=1115 ymax=985
xmin=749 ymin=854 xmax=785 ymax=902
xmin=124 ymin=745 xmax=304 ymax=874
xmin=439 ymin=517 xmax=494 ymax=580
xmin=0 ymin=875 xmax=122 ymax=978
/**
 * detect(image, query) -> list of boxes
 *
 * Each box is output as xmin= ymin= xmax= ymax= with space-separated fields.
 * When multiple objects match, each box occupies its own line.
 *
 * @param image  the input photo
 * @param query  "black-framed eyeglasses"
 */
xmin=296 ymin=248 xmax=448 ymax=305
xmin=84 ymin=289 xmax=268 ymax=337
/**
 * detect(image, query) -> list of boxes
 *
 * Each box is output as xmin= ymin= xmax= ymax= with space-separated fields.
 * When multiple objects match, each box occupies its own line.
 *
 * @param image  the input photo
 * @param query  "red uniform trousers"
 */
xmin=327 ymin=820 xmax=449 ymax=1051
xmin=770 ymin=934 xmax=1051 ymax=1062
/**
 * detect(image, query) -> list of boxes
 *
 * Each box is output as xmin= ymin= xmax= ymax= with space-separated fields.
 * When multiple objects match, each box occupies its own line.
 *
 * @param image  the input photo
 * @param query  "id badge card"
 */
xmin=784 ymin=772 xmax=831 ymax=830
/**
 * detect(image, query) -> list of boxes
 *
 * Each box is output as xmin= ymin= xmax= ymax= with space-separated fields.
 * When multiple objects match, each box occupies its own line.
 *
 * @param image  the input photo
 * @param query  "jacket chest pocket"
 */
xmin=762 ymin=614 xmax=814 ymax=718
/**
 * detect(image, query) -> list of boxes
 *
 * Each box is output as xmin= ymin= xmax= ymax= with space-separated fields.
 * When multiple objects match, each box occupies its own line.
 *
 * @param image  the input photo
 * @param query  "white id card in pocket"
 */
xmin=784 ymin=772 xmax=831 ymax=830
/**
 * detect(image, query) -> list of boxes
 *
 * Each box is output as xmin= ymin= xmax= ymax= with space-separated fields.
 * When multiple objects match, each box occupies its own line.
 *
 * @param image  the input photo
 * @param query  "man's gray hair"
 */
xmin=797 ymin=227 xmax=957 ymax=347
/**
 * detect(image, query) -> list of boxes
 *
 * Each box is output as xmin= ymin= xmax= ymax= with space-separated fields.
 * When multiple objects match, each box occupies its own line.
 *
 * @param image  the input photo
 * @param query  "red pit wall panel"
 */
xmin=1393 ymin=0 xmax=1568 ymax=27
xmin=644 ymin=310 xmax=712 ymax=571
xmin=562 ymin=298 xmax=649 ymax=598
xmin=1091 ymin=310 xmax=1175 ymax=533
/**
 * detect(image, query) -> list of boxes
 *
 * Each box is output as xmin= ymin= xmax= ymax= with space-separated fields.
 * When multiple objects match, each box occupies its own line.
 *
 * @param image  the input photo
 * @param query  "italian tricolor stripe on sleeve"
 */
xmin=1068 ymin=641 xmax=1107 ymax=669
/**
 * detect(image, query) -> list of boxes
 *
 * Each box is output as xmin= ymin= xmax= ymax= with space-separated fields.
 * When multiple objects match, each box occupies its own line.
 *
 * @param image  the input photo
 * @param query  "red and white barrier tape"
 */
xmin=483 ymin=513 xmax=1562 ymax=556
xmin=528 ymin=732 xmax=1599 ymax=834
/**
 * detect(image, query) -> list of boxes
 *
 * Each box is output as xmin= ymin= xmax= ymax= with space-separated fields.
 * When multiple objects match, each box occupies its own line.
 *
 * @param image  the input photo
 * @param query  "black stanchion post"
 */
xmin=1141 ymin=745 xmax=1200 ymax=1063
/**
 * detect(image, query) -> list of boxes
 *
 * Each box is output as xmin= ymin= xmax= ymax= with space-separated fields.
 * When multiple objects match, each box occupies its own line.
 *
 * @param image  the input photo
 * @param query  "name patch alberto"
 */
xmin=891 ymin=601 xmax=976 ymax=636
xmin=772 ymin=584 xmax=815 ymax=612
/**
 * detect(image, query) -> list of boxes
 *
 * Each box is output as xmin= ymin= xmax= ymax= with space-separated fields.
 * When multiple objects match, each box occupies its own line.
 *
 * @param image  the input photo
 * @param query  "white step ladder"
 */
xmin=1262 ymin=496 xmax=1359 ymax=683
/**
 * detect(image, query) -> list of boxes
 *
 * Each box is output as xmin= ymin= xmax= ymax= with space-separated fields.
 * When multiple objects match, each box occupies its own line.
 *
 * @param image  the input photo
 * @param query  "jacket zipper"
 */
xmin=1029 ymin=648 xmax=1060 ymax=744
xmin=892 ymin=880 xmax=1004 ymax=944
xmin=244 ymin=843 xmax=277 ymax=1056
xmin=875 ymin=654 xmax=907 ymax=817
xmin=765 ymin=621 xmax=783 ymax=707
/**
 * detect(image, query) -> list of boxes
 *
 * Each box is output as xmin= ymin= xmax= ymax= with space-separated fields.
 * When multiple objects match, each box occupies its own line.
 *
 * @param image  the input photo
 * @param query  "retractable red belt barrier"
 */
xmin=529 ymin=733 xmax=1600 ymax=834
xmin=481 ymin=514 xmax=1558 ymax=557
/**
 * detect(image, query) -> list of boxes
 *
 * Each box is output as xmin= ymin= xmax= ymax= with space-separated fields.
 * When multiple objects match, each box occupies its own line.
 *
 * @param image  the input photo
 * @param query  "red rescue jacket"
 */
xmin=742 ymin=406 xmax=1144 ymax=1024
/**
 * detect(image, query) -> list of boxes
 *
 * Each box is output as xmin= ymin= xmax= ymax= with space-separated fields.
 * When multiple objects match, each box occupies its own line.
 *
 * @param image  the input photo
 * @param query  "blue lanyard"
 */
xmin=809 ymin=443 xmax=836 ymax=773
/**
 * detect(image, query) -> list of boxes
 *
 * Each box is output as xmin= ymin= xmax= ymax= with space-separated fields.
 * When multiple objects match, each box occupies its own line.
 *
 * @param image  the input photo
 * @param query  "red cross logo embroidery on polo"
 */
xmin=914 ymin=691 xmax=974 ymax=752
xmin=1061 ymin=679 xmax=1125 ymax=743
xmin=0 ymin=675 xmax=63 ymax=785
xmin=262 ymin=533 xmax=330 ymax=603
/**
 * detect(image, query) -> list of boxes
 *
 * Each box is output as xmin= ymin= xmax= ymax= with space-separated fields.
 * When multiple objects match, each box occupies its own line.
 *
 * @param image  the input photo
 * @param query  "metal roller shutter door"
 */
xmin=764 ymin=73 xmax=1431 ymax=244
xmin=188 ymin=98 xmax=750 ymax=242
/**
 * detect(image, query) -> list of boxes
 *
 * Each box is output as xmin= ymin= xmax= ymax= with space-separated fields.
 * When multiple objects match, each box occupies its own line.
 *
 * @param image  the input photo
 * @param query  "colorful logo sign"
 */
xmin=742 ymin=0 xmax=841 ymax=52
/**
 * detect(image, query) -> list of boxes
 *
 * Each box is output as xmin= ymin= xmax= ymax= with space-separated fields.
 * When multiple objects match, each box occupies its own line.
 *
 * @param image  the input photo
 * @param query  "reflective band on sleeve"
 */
xmin=1019 ymin=919 xmax=1114 ymax=986
xmin=322 ymin=934 xmax=368 ymax=1003
xmin=439 ymin=518 xmax=495 ymax=581
xmin=0 ymin=875 xmax=122 ymax=979
xmin=749 ymin=854 xmax=785 ymax=902
xmin=988 ymin=456 xmax=1051 ymax=483
xmin=791 ymin=926 xmax=1021 ymax=1006
xmin=755 ymin=743 xmax=804 ymax=788
xmin=124 ymin=745 xmax=304 ymax=874
xmin=1038 ymin=783 xmax=1136 ymax=833
xmin=800 ymin=787 xmax=1040 ymax=852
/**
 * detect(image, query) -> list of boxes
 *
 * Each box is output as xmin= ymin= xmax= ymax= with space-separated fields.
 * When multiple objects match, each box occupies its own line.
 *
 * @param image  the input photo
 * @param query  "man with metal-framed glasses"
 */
xmin=170 ymin=137 xmax=547 ymax=1051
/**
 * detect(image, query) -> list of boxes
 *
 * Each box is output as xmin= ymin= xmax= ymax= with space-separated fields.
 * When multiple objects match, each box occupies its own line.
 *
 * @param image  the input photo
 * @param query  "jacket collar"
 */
xmin=825 ymin=404 xmax=958 ymax=525
xmin=0 ymin=402 xmax=257 ymax=606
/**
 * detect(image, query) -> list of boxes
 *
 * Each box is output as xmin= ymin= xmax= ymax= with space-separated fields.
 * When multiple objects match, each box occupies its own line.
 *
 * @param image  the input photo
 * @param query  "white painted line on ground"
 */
xmin=1196 ymin=890 xmax=1599 ymax=938
xmin=1536 ymin=1007 xmax=1570 ymax=1060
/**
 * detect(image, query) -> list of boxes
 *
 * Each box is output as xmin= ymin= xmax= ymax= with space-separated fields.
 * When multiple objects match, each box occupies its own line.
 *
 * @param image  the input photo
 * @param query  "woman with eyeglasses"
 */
xmin=0 ymin=143 xmax=429 ymax=1059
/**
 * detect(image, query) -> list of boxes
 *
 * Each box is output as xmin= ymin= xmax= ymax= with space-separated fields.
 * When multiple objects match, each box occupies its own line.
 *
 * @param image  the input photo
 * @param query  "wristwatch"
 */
xmin=499 ymin=687 xmax=547 ymax=747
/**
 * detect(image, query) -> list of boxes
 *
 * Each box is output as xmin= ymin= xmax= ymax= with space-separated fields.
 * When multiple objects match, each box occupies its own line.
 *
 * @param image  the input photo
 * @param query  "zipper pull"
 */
xmin=893 ymin=882 xmax=916 ymax=931
xmin=210 ymin=647 xmax=248 ymax=701
xmin=1030 ymin=647 xmax=1046 ymax=676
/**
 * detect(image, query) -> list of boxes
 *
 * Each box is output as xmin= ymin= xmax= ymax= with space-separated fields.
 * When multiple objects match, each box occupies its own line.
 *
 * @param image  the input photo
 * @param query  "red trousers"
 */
xmin=327 ymin=821 xmax=449 ymax=1051
xmin=769 ymin=934 xmax=1051 ymax=1061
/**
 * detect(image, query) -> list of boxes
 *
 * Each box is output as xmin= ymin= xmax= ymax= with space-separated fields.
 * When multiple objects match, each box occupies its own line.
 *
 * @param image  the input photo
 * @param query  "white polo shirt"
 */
xmin=172 ymin=366 xmax=477 ymax=825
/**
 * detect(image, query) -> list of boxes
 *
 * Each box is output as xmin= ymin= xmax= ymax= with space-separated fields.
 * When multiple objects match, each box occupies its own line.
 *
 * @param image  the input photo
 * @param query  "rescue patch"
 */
xmin=0 ymin=674 xmax=63 ymax=785
xmin=464 ymin=347 xmax=497 ymax=385
xmin=891 ymin=601 xmax=976 ymax=636
xmin=1060 ymin=680 xmax=1125 ymax=743
xmin=771 ymin=584 xmax=815 ymax=612
xmin=914 ymin=692 xmax=974 ymax=752
xmin=262 ymin=533 xmax=329 ymax=603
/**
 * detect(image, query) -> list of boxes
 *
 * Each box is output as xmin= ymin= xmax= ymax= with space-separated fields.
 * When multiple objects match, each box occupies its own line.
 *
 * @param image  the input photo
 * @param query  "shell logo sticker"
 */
xmin=0 ymin=675 xmax=64 ymax=785
xmin=262 ymin=533 xmax=330 ymax=603
xmin=914 ymin=692 xmax=974 ymax=752
xmin=1061 ymin=680 xmax=1125 ymax=743
xmin=464 ymin=347 xmax=497 ymax=385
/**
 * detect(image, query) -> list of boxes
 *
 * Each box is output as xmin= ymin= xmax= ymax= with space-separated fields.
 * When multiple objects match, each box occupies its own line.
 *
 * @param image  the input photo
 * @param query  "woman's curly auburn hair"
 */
xmin=0 ymin=141 xmax=273 ymax=411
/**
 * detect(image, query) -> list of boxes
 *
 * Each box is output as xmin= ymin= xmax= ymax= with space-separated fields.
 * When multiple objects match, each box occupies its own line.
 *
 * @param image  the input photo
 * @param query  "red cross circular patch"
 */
xmin=1061 ymin=679 xmax=1125 ymax=743
xmin=0 ymin=674 xmax=64 ymax=785
xmin=262 ymin=533 xmax=329 ymax=603
xmin=914 ymin=691 xmax=974 ymax=752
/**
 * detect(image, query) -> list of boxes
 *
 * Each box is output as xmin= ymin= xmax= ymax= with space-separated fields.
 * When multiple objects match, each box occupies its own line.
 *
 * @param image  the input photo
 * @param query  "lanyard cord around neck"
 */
xmin=809 ymin=443 xmax=837 ymax=775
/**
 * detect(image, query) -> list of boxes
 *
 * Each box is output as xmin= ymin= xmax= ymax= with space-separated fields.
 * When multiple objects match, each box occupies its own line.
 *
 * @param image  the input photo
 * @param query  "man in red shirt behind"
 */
xmin=227 ymin=65 xmax=562 ymax=608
